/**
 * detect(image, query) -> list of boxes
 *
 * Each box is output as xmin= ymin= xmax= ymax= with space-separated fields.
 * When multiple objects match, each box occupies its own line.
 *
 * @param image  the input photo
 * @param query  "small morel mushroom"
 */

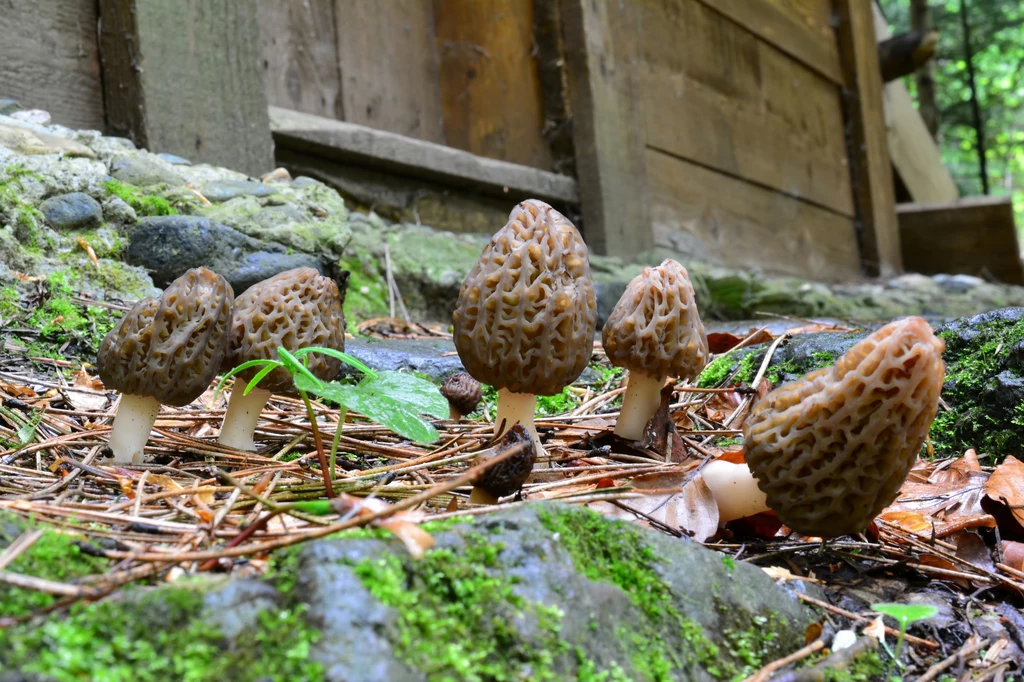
xmin=735 ymin=316 xmax=946 ymax=538
xmin=469 ymin=423 xmax=537 ymax=505
xmin=218 ymin=267 xmax=346 ymax=451
xmin=452 ymin=199 xmax=597 ymax=462
xmin=440 ymin=372 xmax=483 ymax=421
xmin=97 ymin=267 xmax=234 ymax=464
xmin=602 ymin=259 xmax=709 ymax=441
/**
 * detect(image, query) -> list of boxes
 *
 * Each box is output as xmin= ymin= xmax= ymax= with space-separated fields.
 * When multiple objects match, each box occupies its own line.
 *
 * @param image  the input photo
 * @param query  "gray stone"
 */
xmin=126 ymin=215 xmax=325 ymax=292
xmin=934 ymin=273 xmax=986 ymax=292
xmin=343 ymin=337 xmax=466 ymax=382
xmin=156 ymin=152 xmax=191 ymax=166
xmin=39 ymin=192 xmax=103 ymax=230
xmin=101 ymin=195 xmax=137 ymax=225
xmin=203 ymin=579 xmax=281 ymax=641
xmin=110 ymin=152 xmax=186 ymax=187
xmin=201 ymin=180 xmax=278 ymax=202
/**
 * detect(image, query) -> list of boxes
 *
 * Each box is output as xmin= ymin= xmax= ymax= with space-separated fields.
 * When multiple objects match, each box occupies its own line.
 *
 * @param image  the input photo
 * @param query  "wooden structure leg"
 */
xmin=98 ymin=0 xmax=274 ymax=175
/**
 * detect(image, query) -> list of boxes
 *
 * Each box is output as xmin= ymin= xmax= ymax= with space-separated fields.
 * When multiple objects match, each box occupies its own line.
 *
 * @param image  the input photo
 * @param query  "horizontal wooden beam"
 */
xmin=898 ymin=196 xmax=1024 ymax=285
xmin=269 ymin=106 xmax=577 ymax=204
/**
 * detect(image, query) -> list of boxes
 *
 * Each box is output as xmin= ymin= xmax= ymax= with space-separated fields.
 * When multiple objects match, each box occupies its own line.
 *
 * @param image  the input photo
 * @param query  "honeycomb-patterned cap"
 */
xmin=472 ymin=423 xmax=537 ymax=499
xmin=441 ymin=372 xmax=483 ymax=417
xmin=222 ymin=267 xmax=346 ymax=395
xmin=98 ymin=267 xmax=234 ymax=407
xmin=452 ymin=200 xmax=597 ymax=396
xmin=743 ymin=317 xmax=946 ymax=538
xmin=602 ymin=259 xmax=709 ymax=380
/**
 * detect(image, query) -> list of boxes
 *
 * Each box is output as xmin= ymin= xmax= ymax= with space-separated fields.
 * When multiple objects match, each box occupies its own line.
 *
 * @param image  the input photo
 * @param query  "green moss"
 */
xmin=338 ymin=256 xmax=389 ymax=329
xmin=352 ymin=535 xmax=572 ymax=681
xmin=932 ymin=313 xmax=1024 ymax=458
xmin=0 ymin=584 xmax=323 ymax=682
xmin=537 ymin=386 xmax=583 ymax=416
xmin=697 ymin=352 xmax=738 ymax=388
xmin=0 ymin=517 xmax=109 ymax=618
xmin=0 ymin=286 xmax=20 ymax=318
xmin=104 ymin=179 xmax=177 ymax=217
xmin=815 ymin=650 xmax=884 ymax=682
xmin=24 ymin=270 xmax=119 ymax=350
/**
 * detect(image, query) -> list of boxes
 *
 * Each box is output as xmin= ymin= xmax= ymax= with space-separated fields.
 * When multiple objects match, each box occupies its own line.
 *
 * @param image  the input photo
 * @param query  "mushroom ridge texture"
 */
xmin=742 ymin=316 xmax=946 ymax=538
xmin=452 ymin=199 xmax=597 ymax=397
xmin=98 ymin=267 xmax=234 ymax=407
xmin=222 ymin=267 xmax=346 ymax=394
xmin=440 ymin=372 xmax=483 ymax=420
xmin=602 ymin=258 xmax=709 ymax=382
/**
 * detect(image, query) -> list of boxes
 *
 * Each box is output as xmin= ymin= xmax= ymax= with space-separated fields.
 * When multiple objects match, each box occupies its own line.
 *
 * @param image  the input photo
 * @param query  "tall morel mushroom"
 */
xmin=218 ymin=267 xmax=346 ymax=451
xmin=602 ymin=259 xmax=709 ymax=441
xmin=97 ymin=267 xmax=234 ymax=464
xmin=469 ymin=423 xmax=537 ymax=505
xmin=452 ymin=199 xmax=597 ymax=461
xmin=716 ymin=316 xmax=946 ymax=538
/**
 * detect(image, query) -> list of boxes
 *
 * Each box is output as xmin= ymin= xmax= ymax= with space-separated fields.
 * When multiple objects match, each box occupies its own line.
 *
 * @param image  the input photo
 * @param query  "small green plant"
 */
xmin=871 ymin=603 xmax=938 ymax=664
xmin=215 ymin=346 xmax=446 ymax=493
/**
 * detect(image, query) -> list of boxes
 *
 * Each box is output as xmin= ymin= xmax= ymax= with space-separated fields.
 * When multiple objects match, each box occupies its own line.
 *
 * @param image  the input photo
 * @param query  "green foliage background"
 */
xmin=878 ymin=0 xmax=1024 ymax=240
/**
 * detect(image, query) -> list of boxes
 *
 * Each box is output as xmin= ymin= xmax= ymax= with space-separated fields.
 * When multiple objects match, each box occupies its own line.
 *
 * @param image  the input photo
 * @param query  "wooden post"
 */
xmin=560 ymin=0 xmax=652 ymax=260
xmin=98 ymin=0 xmax=274 ymax=176
xmin=834 ymin=0 xmax=903 ymax=277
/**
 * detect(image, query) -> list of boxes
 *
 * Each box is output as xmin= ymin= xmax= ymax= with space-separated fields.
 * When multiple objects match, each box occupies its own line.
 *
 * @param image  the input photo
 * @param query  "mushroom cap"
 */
xmin=222 ymin=267 xmax=346 ymax=394
xmin=743 ymin=316 xmax=946 ymax=538
xmin=441 ymin=372 xmax=483 ymax=416
xmin=602 ymin=259 xmax=709 ymax=380
xmin=452 ymin=199 xmax=597 ymax=396
xmin=97 ymin=267 xmax=234 ymax=407
xmin=472 ymin=423 xmax=537 ymax=499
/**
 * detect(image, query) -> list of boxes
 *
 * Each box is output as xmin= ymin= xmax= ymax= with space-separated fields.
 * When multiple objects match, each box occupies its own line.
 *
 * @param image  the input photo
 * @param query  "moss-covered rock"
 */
xmin=1 ymin=504 xmax=813 ymax=682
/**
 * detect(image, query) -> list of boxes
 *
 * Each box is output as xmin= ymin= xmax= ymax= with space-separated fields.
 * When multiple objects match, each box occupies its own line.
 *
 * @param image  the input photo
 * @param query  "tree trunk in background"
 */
xmin=958 ymin=0 xmax=989 ymax=194
xmin=910 ymin=0 xmax=939 ymax=138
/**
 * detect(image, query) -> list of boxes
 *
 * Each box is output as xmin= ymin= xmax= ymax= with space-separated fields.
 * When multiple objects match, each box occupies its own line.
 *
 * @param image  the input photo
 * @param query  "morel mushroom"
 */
xmin=441 ymin=372 xmax=483 ymax=421
xmin=469 ymin=423 xmax=536 ymax=505
xmin=97 ymin=267 xmax=233 ymax=464
xmin=736 ymin=316 xmax=945 ymax=538
xmin=602 ymin=259 xmax=709 ymax=441
xmin=452 ymin=199 xmax=597 ymax=461
xmin=218 ymin=267 xmax=346 ymax=451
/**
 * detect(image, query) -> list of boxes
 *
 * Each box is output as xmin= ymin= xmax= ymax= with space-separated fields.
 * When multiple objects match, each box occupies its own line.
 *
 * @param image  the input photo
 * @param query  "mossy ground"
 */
xmin=0 ymin=582 xmax=323 ymax=682
xmin=103 ymin=179 xmax=178 ymax=217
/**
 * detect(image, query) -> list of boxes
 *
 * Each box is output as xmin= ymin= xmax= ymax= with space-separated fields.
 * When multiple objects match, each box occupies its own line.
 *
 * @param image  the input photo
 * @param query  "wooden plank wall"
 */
xmin=629 ymin=0 xmax=864 ymax=278
xmin=0 ymin=0 xmax=106 ymax=130
xmin=257 ymin=0 xmax=552 ymax=170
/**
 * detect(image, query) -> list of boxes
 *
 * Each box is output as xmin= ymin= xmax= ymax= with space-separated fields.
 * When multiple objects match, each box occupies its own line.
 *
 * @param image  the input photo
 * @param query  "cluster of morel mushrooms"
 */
xmin=97 ymin=199 xmax=947 ymax=539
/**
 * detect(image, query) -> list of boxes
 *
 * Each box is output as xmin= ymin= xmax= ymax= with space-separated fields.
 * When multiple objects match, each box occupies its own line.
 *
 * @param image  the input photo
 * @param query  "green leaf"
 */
xmin=358 ymin=372 xmax=449 ymax=420
xmin=277 ymin=347 xmax=322 ymax=389
xmin=871 ymin=603 xmax=939 ymax=626
xmin=213 ymin=359 xmax=281 ymax=402
xmin=245 ymin=363 xmax=279 ymax=396
xmin=301 ymin=377 xmax=439 ymax=444
xmin=293 ymin=346 xmax=377 ymax=377
xmin=15 ymin=420 xmax=36 ymax=445
xmin=289 ymin=500 xmax=336 ymax=516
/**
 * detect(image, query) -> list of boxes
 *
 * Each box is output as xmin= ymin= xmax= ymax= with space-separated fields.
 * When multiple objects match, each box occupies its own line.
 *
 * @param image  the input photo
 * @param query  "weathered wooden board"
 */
xmin=0 ymin=0 xmax=105 ymax=130
xmin=269 ymin=107 xmax=577 ymax=204
xmin=334 ymin=0 xmax=445 ymax=143
xmin=433 ymin=0 xmax=551 ymax=169
xmin=834 ymin=0 xmax=902 ymax=276
xmin=640 ymin=0 xmax=853 ymax=217
xmin=561 ymin=0 xmax=652 ymax=259
xmin=257 ymin=0 xmax=342 ymax=119
xmin=871 ymin=2 xmax=958 ymax=204
xmin=99 ymin=0 xmax=274 ymax=176
xmin=898 ymin=197 xmax=1023 ymax=285
xmin=692 ymin=0 xmax=843 ymax=85
xmin=647 ymin=149 xmax=861 ymax=280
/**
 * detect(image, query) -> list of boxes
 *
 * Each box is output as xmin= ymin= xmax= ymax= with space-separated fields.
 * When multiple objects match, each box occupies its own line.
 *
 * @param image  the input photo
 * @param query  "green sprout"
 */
xmin=871 ymin=603 xmax=938 ymax=664
xmin=214 ymin=346 xmax=446 ymax=495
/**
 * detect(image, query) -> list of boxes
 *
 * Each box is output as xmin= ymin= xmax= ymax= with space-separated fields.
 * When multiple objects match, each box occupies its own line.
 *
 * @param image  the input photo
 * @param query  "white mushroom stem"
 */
xmin=701 ymin=460 xmax=771 ymax=523
xmin=495 ymin=388 xmax=546 ymax=468
xmin=107 ymin=394 xmax=161 ymax=465
xmin=219 ymin=387 xmax=273 ymax=451
xmin=614 ymin=371 xmax=667 ymax=441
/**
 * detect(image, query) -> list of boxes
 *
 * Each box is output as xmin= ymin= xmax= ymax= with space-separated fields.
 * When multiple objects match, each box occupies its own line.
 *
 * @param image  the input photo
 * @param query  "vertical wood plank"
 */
xmin=99 ymin=0 xmax=275 ymax=175
xmin=334 ymin=0 xmax=445 ymax=143
xmin=0 ymin=0 xmax=105 ymax=130
xmin=257 ymin=0 xmax=342 ymax=119
xmin=833 ymin=0 xmax=902 ymax=276
xmin=433 ymin=0 xmax=552 ymax=170
xmin=561 ymin=0 xmax=652 ymax=260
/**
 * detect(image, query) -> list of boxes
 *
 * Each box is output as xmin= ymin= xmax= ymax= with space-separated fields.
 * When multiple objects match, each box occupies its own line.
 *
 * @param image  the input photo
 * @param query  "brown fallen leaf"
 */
xmin=76 ymin=235 xmax=99 ymax=267
xmin=1001 ymin=541 xmax=1024 ymax=572
xmin=707 ymin=328 xmax=774 ymax=355
xmin=66 ymin=367 xmax=108 ymax=412
xmin=983 ymin=456 xmax=1024 ymax=530
xmin=378 ymin=518 xmax=436 ymax=559
xmin=588 ymin=471 xmax=719 ymax=542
